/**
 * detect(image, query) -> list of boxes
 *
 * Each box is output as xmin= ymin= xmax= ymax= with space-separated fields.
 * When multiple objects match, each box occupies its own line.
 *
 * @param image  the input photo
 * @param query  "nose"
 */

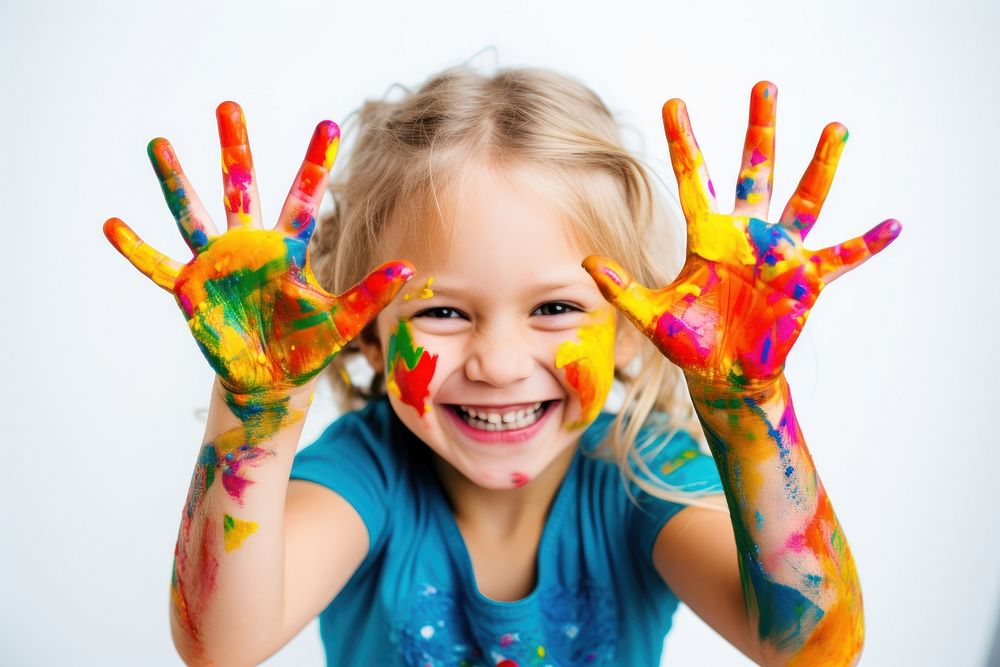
xmin=464 ymin=324 xmax=535 ymax=387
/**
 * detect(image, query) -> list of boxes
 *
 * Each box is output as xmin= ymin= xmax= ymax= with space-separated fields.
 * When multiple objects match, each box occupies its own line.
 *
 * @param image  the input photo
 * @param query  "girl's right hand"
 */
xmin=104 ymin=102 xmax=413 ymax=396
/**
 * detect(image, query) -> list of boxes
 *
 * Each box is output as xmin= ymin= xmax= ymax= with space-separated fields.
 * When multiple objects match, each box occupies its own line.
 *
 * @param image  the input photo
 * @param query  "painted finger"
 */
xmin=779 ymin=122 xmax=848 ymax=239
xmin=103 ymin=217 xmax=182 ymax=291
xmin=662 ymin=99 xmax=719 ymax=226
xmin=733 ymin=81 xmax=777 ymax=219
xmin=216 ymin=101 xmax=263 ymax=230
xmin=147 ymin=138 xmax=218 ymax=252
xmin=331 ymin=261 xmax=416 ymax=343
xmin=810 ymin=218 xmax=902 ymax=284
xmin=276 ymin=120 xmax=340 ymax=242
xmin=581 ymin=255 xmax=660 ymax=334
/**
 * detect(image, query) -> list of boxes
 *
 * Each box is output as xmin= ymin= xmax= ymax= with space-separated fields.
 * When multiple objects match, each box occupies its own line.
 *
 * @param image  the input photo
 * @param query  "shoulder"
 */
xmin=292 ymin=398 xmax=409 ymax=476
xmin=290 ymin=399 xmax=422 ymax=550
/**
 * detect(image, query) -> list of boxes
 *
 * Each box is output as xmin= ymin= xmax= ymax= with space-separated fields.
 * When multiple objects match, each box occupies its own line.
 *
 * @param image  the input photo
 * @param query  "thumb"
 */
xmin=331 ymin=260 xmax=415 ymax=342
xmin=582 ymin=255 xmax=659 ymax=333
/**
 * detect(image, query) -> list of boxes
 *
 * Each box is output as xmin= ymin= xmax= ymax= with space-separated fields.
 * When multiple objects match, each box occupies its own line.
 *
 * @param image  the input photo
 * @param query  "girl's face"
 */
xmin=365 ymin=165 xmax=632 ymax=490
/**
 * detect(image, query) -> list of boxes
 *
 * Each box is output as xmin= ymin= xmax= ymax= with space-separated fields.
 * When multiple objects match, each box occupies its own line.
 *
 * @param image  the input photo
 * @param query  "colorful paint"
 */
xmin=583 ymin=82 xmax=901 ymax=663
xmin=554 ymin=312 xmax=616 ymax=429
xmin=216 ymin=101 xmax=257 ymax=227
xmin=510 ymin=472 xmax=530 ymax=488
xmin=403 ymin=276 xmax=435 ymax=301
xmin=386 ymin=318 xmax=438 ymax=416
xmin=105 ymin=101 xmax=413 ymax=658
xmin=223 ymin=514 xmax=259 ymax=552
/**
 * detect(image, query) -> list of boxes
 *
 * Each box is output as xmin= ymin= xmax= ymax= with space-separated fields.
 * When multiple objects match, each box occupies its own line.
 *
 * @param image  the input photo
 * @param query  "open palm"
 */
xmin=105 ymin=102 xmax=413 ymax=395
xmin=585 ymin=82 xmax=901 ymax=384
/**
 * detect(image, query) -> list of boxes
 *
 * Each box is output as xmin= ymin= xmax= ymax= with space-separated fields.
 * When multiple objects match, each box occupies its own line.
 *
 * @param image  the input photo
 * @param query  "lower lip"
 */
xmin=443 ymin=401 xmax=558 ymax=445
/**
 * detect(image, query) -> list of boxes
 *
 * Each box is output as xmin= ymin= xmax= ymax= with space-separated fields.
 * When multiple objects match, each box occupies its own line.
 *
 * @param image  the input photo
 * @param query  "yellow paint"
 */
xmin=689 ymin=213 xmax=757 ymax=265
xmin=323 ymin=136 xmax=340 ymax=170
xmin=537 ymin=646 xmax=546 ymax=657
xmin=403 ymin=276 xmax=435 ymax=301
xmin=555 ymin=312 xmax=616 ymax=429
xmin=676 ymin=283 xmax=702 ymax=298
xmin=223 ymin=514 xmax=258 ymax=552
xmin=660 ymin=449 xmax=697 ymax=476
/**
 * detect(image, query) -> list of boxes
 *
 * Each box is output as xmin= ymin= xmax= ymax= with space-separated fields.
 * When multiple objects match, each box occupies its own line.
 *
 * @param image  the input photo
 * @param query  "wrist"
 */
xmin=213 ymin=375 xmax=318 ymax=421
xmin=683 ymin=368 xmax=787 ymax=402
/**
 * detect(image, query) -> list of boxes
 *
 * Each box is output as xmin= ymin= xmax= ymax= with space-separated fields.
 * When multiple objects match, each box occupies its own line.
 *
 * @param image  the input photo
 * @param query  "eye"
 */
xmin=413 ymin=306 xmax=467 ymax=320
xmin=532 ymin=302 xmax=581 ymax=317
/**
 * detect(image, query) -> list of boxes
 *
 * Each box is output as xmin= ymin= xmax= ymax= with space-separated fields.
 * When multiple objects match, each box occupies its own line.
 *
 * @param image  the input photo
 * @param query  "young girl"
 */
xmin=104 ymin=67 xmax=900 ymax=666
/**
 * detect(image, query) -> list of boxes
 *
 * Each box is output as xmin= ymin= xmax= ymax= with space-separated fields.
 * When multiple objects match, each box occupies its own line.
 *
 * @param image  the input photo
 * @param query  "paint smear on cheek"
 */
xmin=386 ymin=318 xmax=438 ymax=416
xmin=554 ymin=314 xmax=615 ymax=429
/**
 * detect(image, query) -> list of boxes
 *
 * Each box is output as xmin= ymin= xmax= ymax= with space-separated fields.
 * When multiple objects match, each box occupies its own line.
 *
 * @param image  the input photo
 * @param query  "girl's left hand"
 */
xmin=584 ymin=81 xmax=901 ymax=385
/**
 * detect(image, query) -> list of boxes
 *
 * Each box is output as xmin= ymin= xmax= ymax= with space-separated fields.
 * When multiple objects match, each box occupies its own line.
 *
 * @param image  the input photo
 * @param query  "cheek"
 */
xmin=385 ymin=318 xmax=438 ymax=417
xmin=554 ymin=313 xmax=616 ymax=429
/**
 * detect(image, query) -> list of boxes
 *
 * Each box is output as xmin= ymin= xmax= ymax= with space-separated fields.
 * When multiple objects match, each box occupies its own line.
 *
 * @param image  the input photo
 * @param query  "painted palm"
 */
xmin=104 ymin=103 xmax=414 ymax=655
xmin=104 ymin=101 xmax=413 ymax=395
xmin=584 ymin=82 xmax=900 ymax=383
xmin=585 ymin=83 xmax=901 ymax=664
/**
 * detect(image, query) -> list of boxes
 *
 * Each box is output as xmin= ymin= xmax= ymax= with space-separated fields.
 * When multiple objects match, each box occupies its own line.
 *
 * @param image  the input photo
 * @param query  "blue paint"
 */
xmin=736 ymin=177 xmax=756 ymax=200
xmin=761 ymin=336 xmax=771 ymax=364
xmin=793 ymin=283 xmax=807 ymax=300
xmin=755 ymin=511 xmax=765 ymax=529
xmin=746 ymin=555 xmax=825 ymax=651
xmin=284 ymin=237 xmax=309 ymax=270
xmin=784 ymin=465 xmax=794 ymax=478
xmin=748 ymin=218 xmax=793 ymax=266
xmin=191 ymin=228 xmax=208 ymax=247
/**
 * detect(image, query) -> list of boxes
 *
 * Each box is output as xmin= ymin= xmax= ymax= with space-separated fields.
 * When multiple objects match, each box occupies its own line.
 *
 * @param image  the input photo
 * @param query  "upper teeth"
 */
xmin=458 ymin=403 xmax=542 ymax=424
xmin=458 ymin=402 xmax=542 ymax=431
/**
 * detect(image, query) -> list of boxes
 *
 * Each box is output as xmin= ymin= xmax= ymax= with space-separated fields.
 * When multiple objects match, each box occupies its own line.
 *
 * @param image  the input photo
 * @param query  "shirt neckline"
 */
xmin=428 ymin=447 xmax=582 ymax=615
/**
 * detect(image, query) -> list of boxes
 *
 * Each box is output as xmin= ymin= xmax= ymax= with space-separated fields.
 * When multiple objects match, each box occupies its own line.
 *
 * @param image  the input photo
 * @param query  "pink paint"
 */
xmin=786 ymin=531 xmax=807 ymax=553
xmin=511 ymin=472 xmax=530 ymax=487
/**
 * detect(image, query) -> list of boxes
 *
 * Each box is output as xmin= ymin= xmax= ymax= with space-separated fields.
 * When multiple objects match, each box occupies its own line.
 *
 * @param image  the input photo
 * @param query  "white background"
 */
xmin=2 ymin=0 xmax=998 ymax=665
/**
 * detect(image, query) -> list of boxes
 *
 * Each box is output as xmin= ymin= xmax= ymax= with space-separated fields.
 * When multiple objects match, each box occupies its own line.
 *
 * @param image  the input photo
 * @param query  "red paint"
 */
xmin=392 ymin=353 xmax=437 ymax=416
xmin=511 ymin=472 xmax=530 ymax=487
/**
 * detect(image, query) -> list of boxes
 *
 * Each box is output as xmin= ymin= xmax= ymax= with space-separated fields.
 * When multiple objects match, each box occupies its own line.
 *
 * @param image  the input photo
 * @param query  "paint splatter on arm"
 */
xmin=104 ymin=102 xmax=413 ymax=661
xmin=584 ymin=82 xmax=901 ymax=665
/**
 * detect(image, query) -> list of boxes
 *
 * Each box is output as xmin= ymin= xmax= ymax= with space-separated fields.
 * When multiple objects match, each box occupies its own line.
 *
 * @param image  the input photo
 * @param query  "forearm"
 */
xmin=687 ymin=372 xmax=863 ymax=666
xmin=170 ymin=376 xmax=314 ymax=666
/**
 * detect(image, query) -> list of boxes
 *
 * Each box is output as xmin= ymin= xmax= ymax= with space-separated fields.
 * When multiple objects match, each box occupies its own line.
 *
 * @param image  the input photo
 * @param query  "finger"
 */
xmin=732 ymin=81 xmax=777 ymax=219
xmin=103 ymin=218 xmax=182 ymax=291
xmin=216 ymin=101 xmax=263 ymax=230
xmin=147 ymin=138 xmax=218 ymax=252
xmin=779 ymin=122 xmax=848 ymax=240
xmin=581 ymin=255 xmax=661 ymax=335
xmin=331 ymin=261 xmax=416 ymax=342
xmin=662 ymin=99 xmax=719 ymax=226
xmin=276 ymin=120 xmax=340 ymax=242
xmin=810 ymin=218 xmax=902 ymax=284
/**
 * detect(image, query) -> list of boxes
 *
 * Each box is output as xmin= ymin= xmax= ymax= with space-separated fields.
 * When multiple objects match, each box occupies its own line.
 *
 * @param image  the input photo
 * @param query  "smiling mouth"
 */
xmin=446 ymin=400 xmax=556 ymax=432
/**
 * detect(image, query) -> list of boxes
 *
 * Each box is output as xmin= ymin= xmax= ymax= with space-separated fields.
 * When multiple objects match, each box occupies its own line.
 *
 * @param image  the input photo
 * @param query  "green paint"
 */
xmin=291 ymin=311 xmax=329 ymax=331
xmin=387 ymin=318 xmax=425 ymax=370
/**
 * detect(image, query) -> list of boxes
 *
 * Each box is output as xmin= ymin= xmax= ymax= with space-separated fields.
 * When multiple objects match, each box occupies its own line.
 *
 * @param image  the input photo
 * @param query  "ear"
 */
xmin=613 ymin=314 xmax=642 ymax=371
xmin=357 ymin=320 xmax=384 ymax=374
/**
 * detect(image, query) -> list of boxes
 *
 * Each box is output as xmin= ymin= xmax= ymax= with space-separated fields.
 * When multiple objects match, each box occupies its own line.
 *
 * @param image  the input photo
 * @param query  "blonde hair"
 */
xmin=311 ymin=66 xmax=723 ymax=509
